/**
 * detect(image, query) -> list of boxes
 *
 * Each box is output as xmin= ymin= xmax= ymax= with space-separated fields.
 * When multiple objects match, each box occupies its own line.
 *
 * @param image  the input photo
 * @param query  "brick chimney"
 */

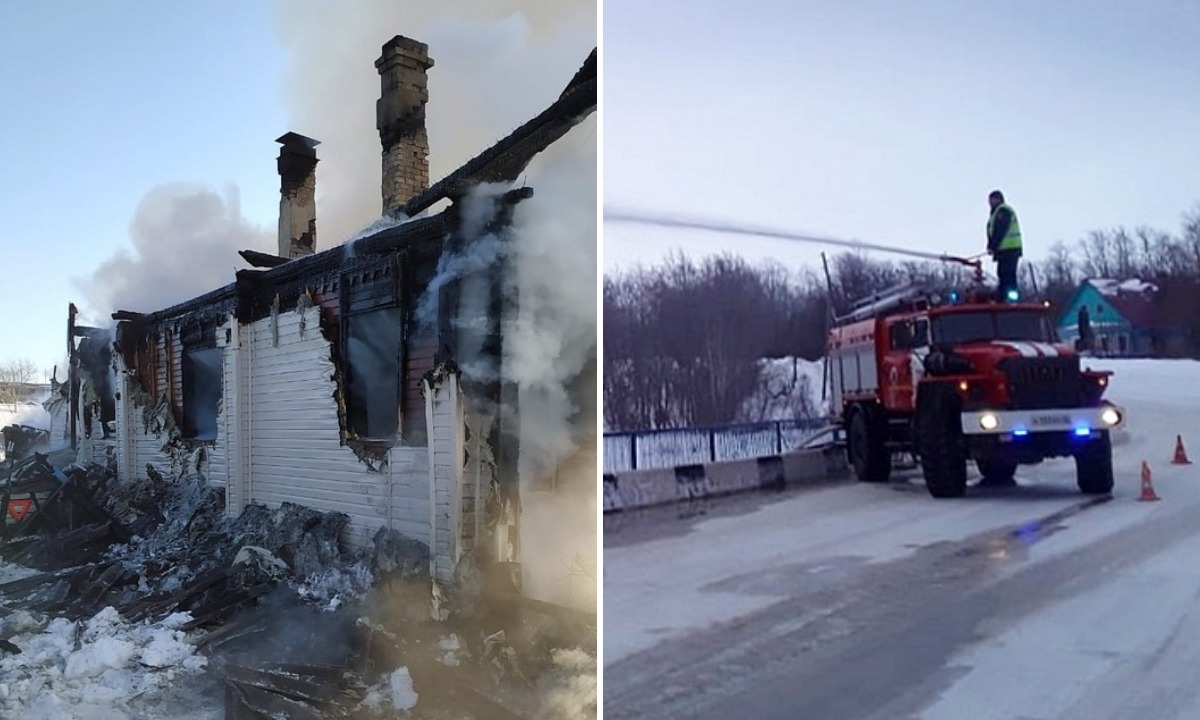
xmin=276 ymin=132 xmax=320 ymax=258
xmin=376 ymin=36 xmax=434 ymax=216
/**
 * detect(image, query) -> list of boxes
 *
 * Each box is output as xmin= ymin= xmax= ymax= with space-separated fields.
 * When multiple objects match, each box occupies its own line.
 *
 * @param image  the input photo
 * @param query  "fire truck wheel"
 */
xmin=1075 ymin=431 xmax=1114 ymax=495
xmin=917 ymin=387 xmax=967 ymax=498
xmin=848 ymin=407 xmax=891 ymax=483
xmin=975 ymin=458 xmax=1018 ymax=486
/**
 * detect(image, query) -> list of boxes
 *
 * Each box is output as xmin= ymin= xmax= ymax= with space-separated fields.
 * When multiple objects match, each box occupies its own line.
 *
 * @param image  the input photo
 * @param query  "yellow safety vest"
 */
xmin=988 ymin=203 xmax=1022 ymax=251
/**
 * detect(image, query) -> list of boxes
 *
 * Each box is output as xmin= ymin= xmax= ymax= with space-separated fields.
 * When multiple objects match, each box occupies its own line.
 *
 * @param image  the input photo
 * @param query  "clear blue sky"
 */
xmin=0 ymin=1 xmax=286 ymax=377
xmin=604 ymin=0 xmax=1200 ymax=275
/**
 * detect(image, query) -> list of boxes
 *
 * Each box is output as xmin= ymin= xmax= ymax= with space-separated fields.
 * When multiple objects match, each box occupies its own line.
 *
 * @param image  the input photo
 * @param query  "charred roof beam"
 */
xmin=400 ymin=47 xmax=596 ymax=218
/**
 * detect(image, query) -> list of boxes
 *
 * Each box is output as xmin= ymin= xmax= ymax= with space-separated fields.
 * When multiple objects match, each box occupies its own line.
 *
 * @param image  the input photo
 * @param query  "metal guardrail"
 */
xmin=603 ymin=417 xmax=838 ymax=474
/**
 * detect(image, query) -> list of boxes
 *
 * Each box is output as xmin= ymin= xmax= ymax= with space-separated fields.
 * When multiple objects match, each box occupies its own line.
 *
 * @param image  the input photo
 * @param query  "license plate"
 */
xmin=1030 ymin=414 xmax=1072 ymax=428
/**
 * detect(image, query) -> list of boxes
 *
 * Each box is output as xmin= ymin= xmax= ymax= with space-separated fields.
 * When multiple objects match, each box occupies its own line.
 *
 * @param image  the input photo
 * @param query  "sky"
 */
xmin=0 ymin=2 xmax=286 ymax=378
xmin=0 ymin=0 xmax=594 ymax=380
xmin=603 ymin=0 xmax=1200 ymax=277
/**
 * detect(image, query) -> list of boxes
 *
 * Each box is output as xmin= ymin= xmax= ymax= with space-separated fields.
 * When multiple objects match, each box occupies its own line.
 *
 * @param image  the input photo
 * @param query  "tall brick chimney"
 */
xmin=276 ymin=132 xmax=320 ymax=258
xmin=376 ymin=36 xmax=434 ymax=216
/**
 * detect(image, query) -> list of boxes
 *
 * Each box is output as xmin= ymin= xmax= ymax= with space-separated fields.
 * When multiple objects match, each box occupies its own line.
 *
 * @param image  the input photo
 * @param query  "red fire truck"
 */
xmin=828 ymin=284 xmax=1124 ymax=498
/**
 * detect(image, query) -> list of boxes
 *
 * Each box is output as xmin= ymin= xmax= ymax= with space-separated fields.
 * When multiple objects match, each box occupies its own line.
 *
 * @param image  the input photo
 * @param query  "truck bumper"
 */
xmin=960 ymin=404 xmax=1125 ymax=437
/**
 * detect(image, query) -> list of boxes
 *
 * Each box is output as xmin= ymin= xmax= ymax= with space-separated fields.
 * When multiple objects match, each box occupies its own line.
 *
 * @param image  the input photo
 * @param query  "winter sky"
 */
xmin=603 ymin=0 xmax=1200 ymax=275
xmin=0 ymin=0 xmax=594 ymax=379
xmin=0 ymin=2 xmax=286 ymax=377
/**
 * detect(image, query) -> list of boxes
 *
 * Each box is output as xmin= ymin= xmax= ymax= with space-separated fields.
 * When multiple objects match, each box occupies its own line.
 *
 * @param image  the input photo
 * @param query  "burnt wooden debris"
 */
xmin=0 ymin=462 xmax=349 ymax=628
xmin=1 ymin=424 xmax=50 ymax=462
xmin=1 ymin=459 xmax=581 ymax=720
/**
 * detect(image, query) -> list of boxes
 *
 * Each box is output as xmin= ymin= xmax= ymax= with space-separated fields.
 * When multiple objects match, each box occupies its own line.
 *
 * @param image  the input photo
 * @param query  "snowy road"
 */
xmin=604 ymin=359 xmax=1200 ymax=720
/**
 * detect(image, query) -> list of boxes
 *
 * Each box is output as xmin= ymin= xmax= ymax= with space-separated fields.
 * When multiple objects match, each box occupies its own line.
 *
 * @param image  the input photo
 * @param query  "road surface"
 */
xmin=604 ymin=359 xmax=1200 ymax=720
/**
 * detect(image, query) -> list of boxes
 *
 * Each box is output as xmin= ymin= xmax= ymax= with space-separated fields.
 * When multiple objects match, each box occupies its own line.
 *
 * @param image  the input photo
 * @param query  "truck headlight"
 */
xmin=1100 ymin=407 xmax=1121 ymax=426
xmin=979 ymin=413 xmax=1000 ymax=431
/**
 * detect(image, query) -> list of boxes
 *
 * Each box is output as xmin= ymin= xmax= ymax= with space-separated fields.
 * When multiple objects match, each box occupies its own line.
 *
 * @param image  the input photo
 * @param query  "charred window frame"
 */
xmin=180 ymin=325 xmax=222 ymax=442
xmin=75 ymin=335 xmax=117 ymax=439
xmin=340 ymin=253 xmax=413 ymax=445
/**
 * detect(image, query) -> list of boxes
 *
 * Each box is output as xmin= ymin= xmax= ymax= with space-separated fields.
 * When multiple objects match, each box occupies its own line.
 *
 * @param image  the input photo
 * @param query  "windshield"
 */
xmin=932 ymin=310 xmax=1054 ymax=344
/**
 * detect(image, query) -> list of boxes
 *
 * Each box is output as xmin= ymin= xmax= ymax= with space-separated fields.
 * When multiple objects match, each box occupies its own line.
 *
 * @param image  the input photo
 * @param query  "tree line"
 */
xmin=604 ymin=205 xmax=1200 ymax=432
xmin=0 ymin=358 xmax=40 ymax=410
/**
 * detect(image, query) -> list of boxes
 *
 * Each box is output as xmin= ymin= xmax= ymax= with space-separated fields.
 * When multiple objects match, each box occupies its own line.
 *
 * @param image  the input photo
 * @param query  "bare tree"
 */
xmin=1079 ymin=229 xmax=1115 ymax=278
xmin=604 ymin=199 xmax=1200 ymax=431
xmin=0 ymin=358 xmax=38 ymax=410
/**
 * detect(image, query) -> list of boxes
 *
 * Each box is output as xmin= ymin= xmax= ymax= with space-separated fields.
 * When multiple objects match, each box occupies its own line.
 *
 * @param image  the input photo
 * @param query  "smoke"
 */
xmin=508 ymin=119 xmax=597 ymax=612
xmin=273 ymin=0 xmax=596 ymax=245
xmin=74 ymin=183 xmax=271 ymax=323
xmin=421 ymin=124 xmax=596 ymax=613
xmin=416 ymin=112 xmax=595 ymax=610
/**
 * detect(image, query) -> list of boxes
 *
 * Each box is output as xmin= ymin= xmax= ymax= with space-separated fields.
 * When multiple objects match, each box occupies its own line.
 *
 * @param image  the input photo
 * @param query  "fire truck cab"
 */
xmin=828 ymin=284 xmax=1123 ymax=498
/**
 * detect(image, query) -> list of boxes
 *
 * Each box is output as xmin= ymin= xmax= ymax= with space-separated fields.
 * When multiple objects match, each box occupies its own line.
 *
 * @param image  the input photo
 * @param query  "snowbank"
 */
xmin=0 ymin=402 xmax=51 ymax=432
xmin=738 ymin=357 xmax=828 ymax=422
xmin=1089 ymin=278 xmax=1158 ymax=296
xmin=0 ymin=607 xmax=213 ymax=720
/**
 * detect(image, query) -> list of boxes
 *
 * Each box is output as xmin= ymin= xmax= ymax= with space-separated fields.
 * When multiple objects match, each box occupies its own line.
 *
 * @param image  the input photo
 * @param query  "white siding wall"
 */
xmin=76 ymin=432 xmax=117 ymax=467
xmin=113 ymin=343 xmax=222 ymax=486
xmin=427 ymin=374 xmax=463 ymax=582
xmin=238 ymin=308 xmax=432 ymax=550
xmin=109 ymin=306 xmax=468 ymax=571
xmin=46 ymin=396 xmax=68 ymax=448
xmin=127 ymin=381 xmax=171 ymax=483
xmin=222 ymin=320 xmax=248 ymax=515
xmin=460 ymin=408 xmax=494 ymax=558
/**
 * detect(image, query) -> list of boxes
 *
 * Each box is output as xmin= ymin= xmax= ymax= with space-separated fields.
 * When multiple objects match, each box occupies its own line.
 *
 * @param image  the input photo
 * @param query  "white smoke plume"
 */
xmin=75 ymin=0 xmax=593 ymax=323
xmin=274 ymin=0 xmax=596 ymax=245
xmin=507 ymin=119 xmax=597 ymax=612
xmin=74 ymin=183 xmax=271 ymax=323
xmin=417 ymin=120 xmax=596 ymax=613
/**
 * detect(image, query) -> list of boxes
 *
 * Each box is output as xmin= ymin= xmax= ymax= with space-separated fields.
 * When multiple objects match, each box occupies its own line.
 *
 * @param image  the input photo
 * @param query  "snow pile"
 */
xmin=438 ymin=633 xmax=462 ymax=666
xmin=0 ymin=387 xmax=52 ymax=431
xmin=1089 ymin=278 xmax=1158 ymax=297
xmin=0 ymin=607 xmax=211 ymax=720
xmin=535 ymin=647 xmax=597 ymax=720
xmin=360 ymin=667 xmax=418 ymax=714
xmin=739 ymin=357 xmax=829 ymax=422
xmin=0 ymin=559 xmax=36 ymax=586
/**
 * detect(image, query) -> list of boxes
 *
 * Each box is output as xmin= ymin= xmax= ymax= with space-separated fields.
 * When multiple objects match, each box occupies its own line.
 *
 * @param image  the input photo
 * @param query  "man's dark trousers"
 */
xmin=996 ymin=249 xmax=1021 ymax=301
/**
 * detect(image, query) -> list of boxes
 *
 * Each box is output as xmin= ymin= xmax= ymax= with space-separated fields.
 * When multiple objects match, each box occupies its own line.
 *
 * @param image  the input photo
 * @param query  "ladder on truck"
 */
xmin=834 ymin=283 xmax=934 ymax=325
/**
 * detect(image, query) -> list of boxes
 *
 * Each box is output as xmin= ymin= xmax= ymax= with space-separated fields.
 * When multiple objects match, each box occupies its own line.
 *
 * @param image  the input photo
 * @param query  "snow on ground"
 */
xmin=0 ymin=606 xmax=216 ymax=720
xmin=0 ymin=559 xmax=36 ymax=586
xmin=361 ymin=667 xmax=419 ymax=714
xmin=536 ymin=648 xmax=597 ymax=720
xmin=739 ymin=357 xmax=828 ymax=422
xmin=912 ymin=358 xmax=1200 ymax=719
xmin=920 ymin=523 xmax=1200 ymax=720
xmin=605 ymin=358 xmax=1200 ymax=666
xmin=0 ymin=400 xmax=51 ymax=431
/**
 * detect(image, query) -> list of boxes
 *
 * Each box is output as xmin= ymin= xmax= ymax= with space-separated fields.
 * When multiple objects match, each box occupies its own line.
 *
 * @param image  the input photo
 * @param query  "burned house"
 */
xmin=56 ymin=36 xmax=597 ymax=593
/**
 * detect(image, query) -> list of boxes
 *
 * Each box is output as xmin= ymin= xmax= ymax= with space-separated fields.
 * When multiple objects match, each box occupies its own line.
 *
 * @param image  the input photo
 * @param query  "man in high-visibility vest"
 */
xmin=987 ymin=190 xmax=1022 ymax=302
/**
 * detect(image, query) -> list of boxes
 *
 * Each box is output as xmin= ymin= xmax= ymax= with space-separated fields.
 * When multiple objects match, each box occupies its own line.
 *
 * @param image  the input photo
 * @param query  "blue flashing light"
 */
xmin=1012 ymin=428 xmax=1029 ymax=437
xmin=949 ymin=290 xmax=960 ymax=303
xmin=1005 ymin=289 xmax=1020 ymax=302
xmin=1074 ymin=426 xmax=1092 ymax=437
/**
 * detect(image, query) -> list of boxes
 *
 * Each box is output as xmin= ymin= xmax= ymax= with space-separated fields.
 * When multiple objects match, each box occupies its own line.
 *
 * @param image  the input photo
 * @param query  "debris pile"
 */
xmin=1 ymin=460 xmax=596 ymax=719
xmin=1 ymin=424 xmax=50 ymax=463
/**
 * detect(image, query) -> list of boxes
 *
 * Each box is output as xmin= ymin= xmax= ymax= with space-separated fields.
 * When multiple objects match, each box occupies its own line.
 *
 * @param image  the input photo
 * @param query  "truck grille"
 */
xmin=1000 ymin=356 xmax=1081 ymax=409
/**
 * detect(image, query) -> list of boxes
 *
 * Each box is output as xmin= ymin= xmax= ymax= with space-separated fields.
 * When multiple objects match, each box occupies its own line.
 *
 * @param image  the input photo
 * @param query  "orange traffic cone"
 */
xmin=1172 ymin=435 xmax=1192 ymax=465
xmin=1139 ymin=461 xmax=1161 ymax=502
